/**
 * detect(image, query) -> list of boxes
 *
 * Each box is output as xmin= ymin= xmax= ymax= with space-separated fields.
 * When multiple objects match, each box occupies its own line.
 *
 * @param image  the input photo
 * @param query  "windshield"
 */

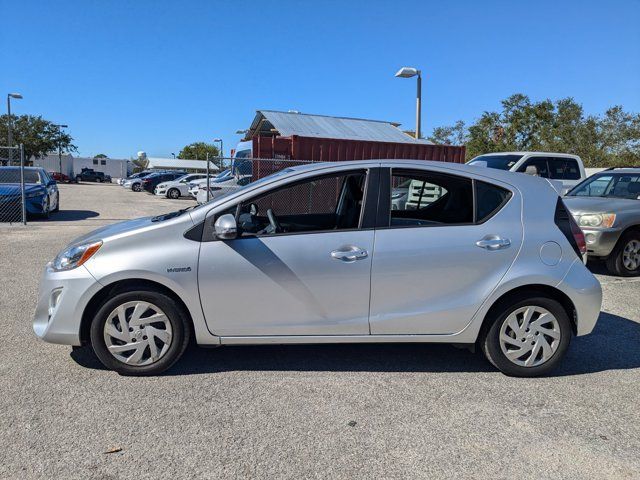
xmin=235 ymin=149 xmax=251 ymax=159
xmin=0 ymin=169 xmax=42 ymax=184
xmin=468 ymin=154 xmax=523 ymax=170
xmin=567 ymin=172 xmax=640 ymax=199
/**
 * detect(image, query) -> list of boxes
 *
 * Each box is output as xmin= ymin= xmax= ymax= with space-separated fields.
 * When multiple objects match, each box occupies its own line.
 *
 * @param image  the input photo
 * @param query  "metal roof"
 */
xmin=248 ymin=110 xmax=432 ymax=144
xmin=146 ymin=157 xmax=219 ymax=171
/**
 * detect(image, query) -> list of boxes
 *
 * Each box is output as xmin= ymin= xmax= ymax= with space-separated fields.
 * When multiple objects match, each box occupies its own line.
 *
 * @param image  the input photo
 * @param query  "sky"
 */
xmin=1 ymin=0 xmax=639 ymax=159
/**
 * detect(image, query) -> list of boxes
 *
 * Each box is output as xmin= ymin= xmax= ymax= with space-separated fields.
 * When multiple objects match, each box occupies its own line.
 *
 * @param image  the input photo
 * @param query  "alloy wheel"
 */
xmin=169 ymin=189 xmax=180 ymax=199
xmin=499 ymin=306 xmax=561 ymax=367
xmin=103 ymin=301 xmax=173 ymax=366
xmin=622 ymin=239 xmax=640 ymax=271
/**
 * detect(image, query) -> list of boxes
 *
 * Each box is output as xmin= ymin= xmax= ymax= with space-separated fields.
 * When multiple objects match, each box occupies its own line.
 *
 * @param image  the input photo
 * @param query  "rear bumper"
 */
xmin=557 ymin=259 xmax=602 ymax=336
xmin=33 ymin=264 xmax=102 ymax=345
xmin=582 ymin=227 xmax=622 ymax=257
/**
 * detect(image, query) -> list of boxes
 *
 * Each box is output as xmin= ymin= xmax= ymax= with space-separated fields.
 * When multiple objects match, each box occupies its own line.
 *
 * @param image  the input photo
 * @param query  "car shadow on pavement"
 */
xmin=69 ymin=312 xmax=639 ymax=376
xmin=30 ymin=210 xmax=100 ymax=222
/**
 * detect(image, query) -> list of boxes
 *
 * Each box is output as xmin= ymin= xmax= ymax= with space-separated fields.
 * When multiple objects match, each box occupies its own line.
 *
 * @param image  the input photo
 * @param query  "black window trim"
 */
xmin=204 ymin=167 xmax=377 ymax=242
xmin=377 ymin=167 xmax=513 ymax=230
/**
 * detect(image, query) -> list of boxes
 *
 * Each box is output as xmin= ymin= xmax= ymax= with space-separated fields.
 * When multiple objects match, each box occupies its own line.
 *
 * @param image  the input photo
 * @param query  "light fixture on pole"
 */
xmin=53 ymin=124 xmax=68 ymax=174
xmin=213 ymin=138 xmax=223 ymax=158
xmin=6 ymin=93 xmax=23 ymax=157
xmin=394 ymin=67 xmax=422 ymax=139
xmin=171 ymin=152 xmax=176 ymax=159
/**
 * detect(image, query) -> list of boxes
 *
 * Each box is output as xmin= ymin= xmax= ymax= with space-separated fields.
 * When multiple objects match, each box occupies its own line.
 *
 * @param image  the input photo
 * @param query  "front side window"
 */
xmin=568 ymin=173 xmax=640 ymax=199
xmin=518 ymin=157 xmax=549 ymax=178
xmin=389 ymin=170 xmax=473 ymax=226
xmin=235 ymin=170 xmax=367 ymax=236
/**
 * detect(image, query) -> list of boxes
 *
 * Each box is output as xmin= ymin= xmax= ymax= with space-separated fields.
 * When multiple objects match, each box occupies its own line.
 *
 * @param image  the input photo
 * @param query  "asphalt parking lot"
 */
xmin=1 ymin=182 xmax=639 ymax=479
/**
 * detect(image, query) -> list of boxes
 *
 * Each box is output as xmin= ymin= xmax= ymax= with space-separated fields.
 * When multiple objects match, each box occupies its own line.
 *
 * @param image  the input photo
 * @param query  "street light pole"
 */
xmin=394 ymin=67 xmax=422 ymax=139
xmin=53 ymin=124 xmax=68 ymax=174
xmin=6 ymin=93 xmax=23 ymax=163
xmin=213 ymin=138 xmax=223 ymax=169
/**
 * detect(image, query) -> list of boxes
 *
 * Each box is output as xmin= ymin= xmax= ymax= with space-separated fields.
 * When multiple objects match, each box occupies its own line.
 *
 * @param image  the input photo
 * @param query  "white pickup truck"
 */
xmin=467 ymin=152 xmax=586 ymax=194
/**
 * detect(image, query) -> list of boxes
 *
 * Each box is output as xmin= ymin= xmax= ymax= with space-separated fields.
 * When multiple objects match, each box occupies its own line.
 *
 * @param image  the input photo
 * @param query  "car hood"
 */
xmin=563 ymin=196 xmax=639 ymax=215
xmin=67 ymin=216 xmax=160 ymax=247
xmin=0 ymin=184 xmax=44 ymax=195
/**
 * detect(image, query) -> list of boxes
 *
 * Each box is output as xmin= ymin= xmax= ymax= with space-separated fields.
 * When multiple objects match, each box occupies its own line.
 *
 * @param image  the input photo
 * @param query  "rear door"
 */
xmin=370 ymin=167 xmax=522 ymax=335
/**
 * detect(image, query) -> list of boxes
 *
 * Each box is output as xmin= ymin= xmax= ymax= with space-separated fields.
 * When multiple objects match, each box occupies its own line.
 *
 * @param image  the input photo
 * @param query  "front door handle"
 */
xmin=331 ymin=246 xmax=368 ymax=262
xmin=476 ymin=235 xmax=511 ymax=250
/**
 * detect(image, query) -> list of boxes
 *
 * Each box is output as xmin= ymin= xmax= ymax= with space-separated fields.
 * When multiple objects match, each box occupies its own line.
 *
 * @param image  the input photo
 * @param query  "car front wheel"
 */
xmin=168 ymin=188 xmax=180 ymax=199
xmin=606 ymin=232 xmax=640 ymax=276
xmin=480 ymin=295 xmax=571 ymax=377
xmin=90 ymin=289 xmax=191 ymax=375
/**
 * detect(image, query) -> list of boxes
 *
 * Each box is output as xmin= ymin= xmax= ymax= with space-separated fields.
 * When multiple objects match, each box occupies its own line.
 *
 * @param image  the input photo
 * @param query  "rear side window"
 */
xmin=475 ymin=181 xmax=512 ymax=222
xmin=390 ymin=170 xmax=473 ymax=226
xmin=549 ymin=158 xmax=581 ymax=180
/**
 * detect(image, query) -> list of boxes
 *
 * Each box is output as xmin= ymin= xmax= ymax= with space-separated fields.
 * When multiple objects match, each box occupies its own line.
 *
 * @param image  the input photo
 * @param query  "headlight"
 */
xmin=578 ymin=213 xmax=616 ymax=228
xmin=26 ymin=190 xmax=44 ymax=199
xmin=391 ymin=192 xmax=405 ymax=199
xmin=52 ymin=241 xmax=103 ymax=271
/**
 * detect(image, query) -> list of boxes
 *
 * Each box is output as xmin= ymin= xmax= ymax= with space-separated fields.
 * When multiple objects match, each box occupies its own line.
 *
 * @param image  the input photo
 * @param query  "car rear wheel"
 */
xmin=480 ymin=295 xmax=571 ymax=377
xmin=132 ymin=183 xmax=142 ymax=192
xmin=75 ymin=176 xmax=81 ymax=183
xmin=95 ymin=178 xmax=101 ymax=183
xmin=90 ymin=289 xmax=191 ymax=375
xmin=168 ymin=188 xmax=180 ymax=199
xmin=606 ymin=232 xmax=640 ymax=276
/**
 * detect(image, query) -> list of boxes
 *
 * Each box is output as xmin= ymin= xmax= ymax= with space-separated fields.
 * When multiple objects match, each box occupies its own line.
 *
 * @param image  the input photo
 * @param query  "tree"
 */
xmin=131 ymin=157 xmax=149 ymax=173
xmin=0 ymin=114 xmax=77 ymax=162
xmin=428 ymin=94 xmax=640 ymax=167
xmin=178 ymin=142 xmax=220 ymax=163
xmin=94 ymin=153 xmax=108 ymax=158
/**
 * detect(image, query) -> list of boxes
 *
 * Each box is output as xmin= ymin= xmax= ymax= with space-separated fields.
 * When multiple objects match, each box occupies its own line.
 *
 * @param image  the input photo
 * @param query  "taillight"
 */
xmin=554 ymin=198 xmax=586 ymax=258
xmin=569 ymin=213 xmax=587 ymax=255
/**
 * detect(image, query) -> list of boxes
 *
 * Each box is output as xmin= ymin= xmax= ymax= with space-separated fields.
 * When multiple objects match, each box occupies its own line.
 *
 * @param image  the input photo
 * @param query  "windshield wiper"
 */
xmin=151 ymin=204 xmax=199 ymax=222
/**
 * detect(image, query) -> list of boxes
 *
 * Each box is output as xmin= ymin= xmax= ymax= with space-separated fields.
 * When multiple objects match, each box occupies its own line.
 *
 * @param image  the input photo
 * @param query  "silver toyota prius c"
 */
xmin=34 ymin=160 xmax=602 ymax=377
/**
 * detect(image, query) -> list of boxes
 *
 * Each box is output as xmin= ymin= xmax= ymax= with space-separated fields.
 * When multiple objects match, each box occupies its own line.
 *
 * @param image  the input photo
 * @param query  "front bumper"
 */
xmin=582 ymin=227 xmax=622 ymax=257
xmin=557 ymin=259 xmax=602 ymax=336
xmin=33 ymin=263 xmax=103 ymax=345
xmin=155 ymin=187 xmax=167 ymax=196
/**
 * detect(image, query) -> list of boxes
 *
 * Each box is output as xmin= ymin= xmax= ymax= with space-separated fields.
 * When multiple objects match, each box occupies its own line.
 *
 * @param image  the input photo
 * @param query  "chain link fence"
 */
xmin=0 ymin=145 xmax=27 ymax=224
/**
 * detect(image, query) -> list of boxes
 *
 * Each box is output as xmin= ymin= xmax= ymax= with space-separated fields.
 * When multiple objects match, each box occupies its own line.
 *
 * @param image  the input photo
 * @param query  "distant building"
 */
xmin=146 ymin=157 xmax=218 ymax=173
xmin=32 ymin=154 xmax=130 ymax=179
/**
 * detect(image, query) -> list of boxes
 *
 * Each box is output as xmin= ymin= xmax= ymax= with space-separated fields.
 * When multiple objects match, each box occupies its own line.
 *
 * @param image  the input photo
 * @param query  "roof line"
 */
xmin=257 ymin=109 xmax=402 ymax=126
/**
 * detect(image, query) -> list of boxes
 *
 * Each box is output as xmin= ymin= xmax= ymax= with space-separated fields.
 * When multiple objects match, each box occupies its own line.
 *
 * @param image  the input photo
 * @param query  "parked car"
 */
xmin=140 ymin=171 xmax=186 ymax=193
xmin=0 ymin=166 xmax=59 ymax=218
xmin=49 ymin=171 xmax=73 ymax=183
xmin=154 ymin=173 xmax=209 ymax=199
xmin=187 ymin=169 xmax=233 ymax=198
xmin=34 ymin=160 xmax=602 ymax=377
xmin=195 ymin=175 xmax=252 ymax=204
xmin=123 ymin=172 xmax=159 ymax=192
xmin=118 ymin=171 xmax=153 ymax=186
xmin=564 ymin=167 xmax=640 ymax=276
xmin=467 ymin=152 xmax=586 ymax=194
xmin=75 ymin=168 xmax=112 ymax=183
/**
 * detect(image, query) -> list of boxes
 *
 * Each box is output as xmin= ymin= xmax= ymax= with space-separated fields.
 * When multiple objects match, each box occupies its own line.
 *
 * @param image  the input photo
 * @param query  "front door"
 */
xmin=370 ymin=168 xmax=522 ymax=335
xmin=198 ymin=169 xmax=375 ymax=336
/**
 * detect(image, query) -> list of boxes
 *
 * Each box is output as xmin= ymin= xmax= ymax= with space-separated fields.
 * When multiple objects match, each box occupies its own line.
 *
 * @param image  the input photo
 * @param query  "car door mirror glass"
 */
xmin=214 ymin=214 xmax=238 ymax=240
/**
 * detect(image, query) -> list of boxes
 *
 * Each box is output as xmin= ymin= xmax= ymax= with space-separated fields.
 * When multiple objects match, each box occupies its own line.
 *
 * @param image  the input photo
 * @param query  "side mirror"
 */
xmin=524 ymin=165 xmax=539 ymax=176
xmin=214 ymin=214 xmax=238 ymax=240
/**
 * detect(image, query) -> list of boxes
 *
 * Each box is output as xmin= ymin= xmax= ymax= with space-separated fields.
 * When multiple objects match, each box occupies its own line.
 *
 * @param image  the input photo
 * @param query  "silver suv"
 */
xmin=564 ymin=168 xmax=640 ymax=276
xmin=33 ymin=160 xmax=602 ymax=377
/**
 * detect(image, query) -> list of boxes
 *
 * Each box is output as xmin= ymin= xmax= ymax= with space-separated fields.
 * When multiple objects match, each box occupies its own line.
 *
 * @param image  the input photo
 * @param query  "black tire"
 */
xmin=95 ymin=178 xmax=101 ymax=183
xmin=168 ymin=188 xmax=180 ymax=199
xmin=75 ymin=176 xmax=82 ymax=183
xmin=605 ymin=231 xmax=640 ymax=277
xmin=132 ymin=183 xmax=142 ymax=192
xmin=40 ymin=197 xmax=50 ymax=219
xmin=480 ymin=294 xmax=572 ymax=377
xmin=89 ymin=289 xmax=191 ymax=375
xmin=52 ymin=193 xmax=60 ymax=212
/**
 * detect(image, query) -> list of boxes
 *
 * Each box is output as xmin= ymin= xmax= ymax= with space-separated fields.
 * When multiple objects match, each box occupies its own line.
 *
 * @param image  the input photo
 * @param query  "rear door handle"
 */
xmin=476 ymin=235 xmax=511 ymax=250
xmin=331 ymin=246 xmax=368 ymax=262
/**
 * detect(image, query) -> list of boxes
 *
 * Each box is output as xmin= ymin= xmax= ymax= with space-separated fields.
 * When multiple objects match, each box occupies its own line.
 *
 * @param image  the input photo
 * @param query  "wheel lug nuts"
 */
xmin=129 ymin=327 xmax=133 ymax=332
xmin=143 ymin=335 xmax=147 ymax=340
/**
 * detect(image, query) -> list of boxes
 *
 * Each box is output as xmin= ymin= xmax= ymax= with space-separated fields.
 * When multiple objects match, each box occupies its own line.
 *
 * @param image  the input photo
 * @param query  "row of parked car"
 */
xmin=118 ymin=168 xmax=251 ymax=203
